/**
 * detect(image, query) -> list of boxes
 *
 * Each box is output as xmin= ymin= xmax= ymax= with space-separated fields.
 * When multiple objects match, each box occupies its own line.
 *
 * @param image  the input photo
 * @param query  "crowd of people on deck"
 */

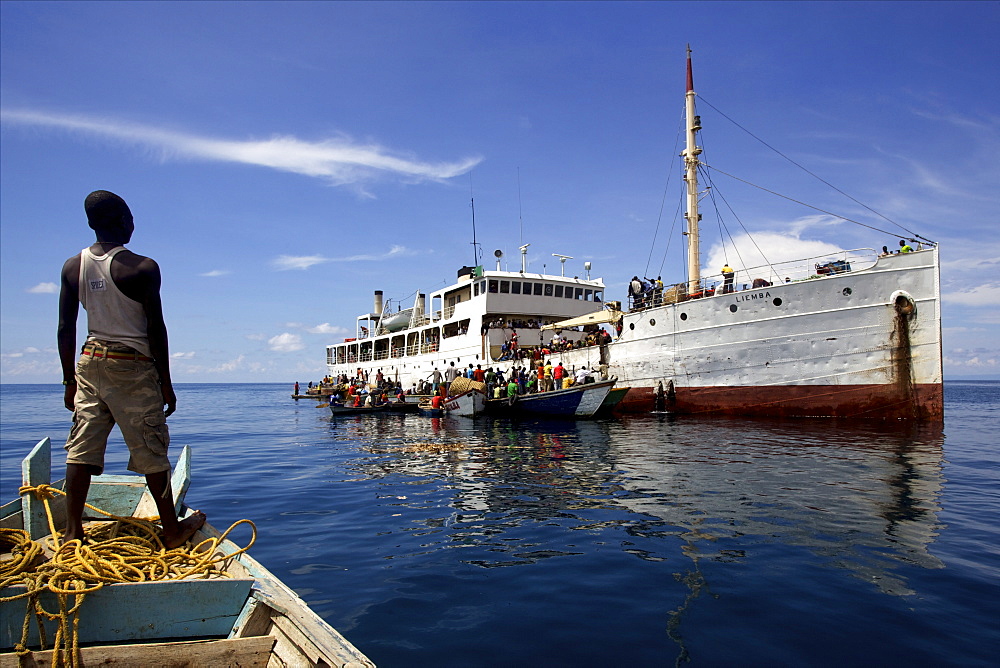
xmin=490 ymin=325 xmax=612 ymax=362
xmin=421 ymin=359 xmax=604 ymax=401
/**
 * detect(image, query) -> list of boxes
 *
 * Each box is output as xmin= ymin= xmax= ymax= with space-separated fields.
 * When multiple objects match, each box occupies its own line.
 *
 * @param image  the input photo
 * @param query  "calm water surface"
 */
xmin=2 ymin=382 xmax=998 ymax=666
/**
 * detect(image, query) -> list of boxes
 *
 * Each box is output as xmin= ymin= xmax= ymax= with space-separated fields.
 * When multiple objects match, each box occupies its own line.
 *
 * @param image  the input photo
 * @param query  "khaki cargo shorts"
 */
xmin=64 ymin=348 xmax=170 ymax=475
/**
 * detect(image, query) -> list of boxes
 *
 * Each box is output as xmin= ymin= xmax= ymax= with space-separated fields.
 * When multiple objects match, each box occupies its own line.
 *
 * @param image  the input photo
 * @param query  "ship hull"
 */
xmin=617 ymin=382 xmax=943 ymax=420
xmin=556 ymin=248 xmax=943 ymax=421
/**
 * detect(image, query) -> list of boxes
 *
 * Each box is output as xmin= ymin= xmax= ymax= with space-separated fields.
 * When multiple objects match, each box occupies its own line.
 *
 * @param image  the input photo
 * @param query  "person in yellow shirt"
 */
xmin=721 ymin=264 xmax=735 ymax=294
xmin=543 ymin=361 xmax=554 ymax=392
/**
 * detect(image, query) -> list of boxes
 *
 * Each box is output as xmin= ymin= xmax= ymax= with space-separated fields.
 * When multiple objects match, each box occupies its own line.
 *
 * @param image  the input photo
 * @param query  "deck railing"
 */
xmin=628 ymin=248 xmax=879 ymax=310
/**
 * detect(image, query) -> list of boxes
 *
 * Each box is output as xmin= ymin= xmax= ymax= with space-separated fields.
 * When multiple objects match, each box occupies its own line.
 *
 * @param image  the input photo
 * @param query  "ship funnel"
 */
xmin=418 ymin=293 xmax=427 ymax=316
xmin=374 ymin=290 xmax=383 ymax=314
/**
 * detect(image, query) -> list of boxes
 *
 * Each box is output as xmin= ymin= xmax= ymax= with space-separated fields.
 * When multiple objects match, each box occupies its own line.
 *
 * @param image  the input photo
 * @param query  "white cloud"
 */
xmin=1 ymin=108 xmax=481 ymax=187
xmin=702 ymin=231 xmax=843 ymax=283
xmin=268 ymin=333 xmax=304 ymax=352
xmin=943 ymin=283 xmax=1000 ymax=307
xmin=270 ymin=245 xmax=418 ymax=271
xmin=307 ymin=323 xmax=348 ymax=335
xmin=171 ymin=351 xmax=196 ymax=359
xmin=211 ymin=355 xmax=246 ymax=373
xmin=200 ymin=270 xmax=230 ymax=277
xmin=27 ymin=282 xmax=58 ymax=294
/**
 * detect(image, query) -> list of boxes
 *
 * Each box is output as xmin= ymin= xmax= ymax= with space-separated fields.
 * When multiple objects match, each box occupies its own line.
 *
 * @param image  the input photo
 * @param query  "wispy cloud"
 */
xmin=200 ymin=270 xmax=231 ymax=277
xmin=307 ymin=323 xmax=348 ymax=335
xmin=171 ymin=351 xmax=196 ymax=359
xmin=272 ymin=255 xmax=329 ymax=271
xmin=270 ymin=245 xmax=417 ymax=271
xmin=942 ymin=283 xmax=1000 ymax=307
xmin=1 ymin=108 xmax=482 ymax=188
xmin=27 ymin=282 xmax=58 ymax=294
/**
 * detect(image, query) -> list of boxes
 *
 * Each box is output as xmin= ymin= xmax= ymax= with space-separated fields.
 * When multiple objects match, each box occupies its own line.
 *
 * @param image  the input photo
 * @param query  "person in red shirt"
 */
xmin=553 ymin=362 xmax=565 ymax=389
xmin=472 ymin=364 xmax=486 ymax=382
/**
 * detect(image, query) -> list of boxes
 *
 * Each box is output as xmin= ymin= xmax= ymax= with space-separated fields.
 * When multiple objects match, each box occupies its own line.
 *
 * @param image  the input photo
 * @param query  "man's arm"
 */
xmin=135 ymin=257 xmax=176 ymax=417
xmin=58 ymin=255 xmax=81 ymax=411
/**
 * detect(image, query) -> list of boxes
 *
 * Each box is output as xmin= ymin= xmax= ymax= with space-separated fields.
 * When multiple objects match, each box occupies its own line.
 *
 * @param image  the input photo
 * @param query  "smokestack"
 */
xmin=374 ymin=290 xmax=383 ymax=314
xmin=418 ymin=293 xmax=426 ymax=316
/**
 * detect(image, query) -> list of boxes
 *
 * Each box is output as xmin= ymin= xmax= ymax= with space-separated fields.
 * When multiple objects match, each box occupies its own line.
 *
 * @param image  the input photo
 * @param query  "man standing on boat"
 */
xmin=444 ymin=361 xmax=460 ymax=394
xmin=721 ymin=264 xmax=735 ymax=294
xmin=58 ymin=190 xmax=205 ymax=548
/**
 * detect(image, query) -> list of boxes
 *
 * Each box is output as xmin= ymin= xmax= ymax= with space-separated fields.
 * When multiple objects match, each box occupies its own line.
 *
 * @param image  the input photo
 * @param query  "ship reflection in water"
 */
xmin=330 ymin=413 xmax=945 ymax=664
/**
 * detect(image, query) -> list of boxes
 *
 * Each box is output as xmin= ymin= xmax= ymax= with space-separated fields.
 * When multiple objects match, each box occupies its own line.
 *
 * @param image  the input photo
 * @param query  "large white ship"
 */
xmin=327 ymin=51 xmax=943 ymax=421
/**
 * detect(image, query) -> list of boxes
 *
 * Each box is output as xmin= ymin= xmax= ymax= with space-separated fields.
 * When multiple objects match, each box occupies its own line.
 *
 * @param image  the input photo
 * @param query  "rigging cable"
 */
xmin=699 ymin=163 xmax=780 ymax=284
xmin=644 ymin=106 xmax=686 ymax=278
xmin=699 ymin=161 xmax=925 ymax=242
xmin=697 ymin=95 xmax=934 ymax=244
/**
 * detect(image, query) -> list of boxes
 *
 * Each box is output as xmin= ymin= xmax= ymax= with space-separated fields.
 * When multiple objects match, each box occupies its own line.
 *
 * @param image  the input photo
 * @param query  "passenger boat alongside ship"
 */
xmin=325 ymin=51 xmax=943 ymax=421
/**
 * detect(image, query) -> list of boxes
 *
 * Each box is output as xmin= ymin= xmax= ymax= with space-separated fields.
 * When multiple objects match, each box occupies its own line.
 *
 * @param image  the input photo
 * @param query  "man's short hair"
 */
xmin=84 ymin=191 xmax=130 ymax=228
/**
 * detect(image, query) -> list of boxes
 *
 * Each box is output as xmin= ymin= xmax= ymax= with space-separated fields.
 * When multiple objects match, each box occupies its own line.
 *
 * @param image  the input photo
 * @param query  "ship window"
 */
xmin=680 ymin=313 xmax=688 ymax=321
xmin=629 ymin=322 xmax=635 ymax=330
xmin=555 ymin=285 xmax=564 ymax=298
xmin=489 ymin=280 xmax=498 ymax=293
xmin=729 ymin=304 xmax=738 ymax=313
xmin=594 ymin=291 xmax=603 ymax=303
xmin=474 ymin=283 xmax=480 ymax=296
xmin=585 ymin=289 xmax=593 ymax=301
xmin=649 ymin=318 xmax=656 ymax=326
xmin=564 ymin=286 xmax=574 ymax=298
xmin=500 ymin=281 xmax=510 ymax=293
xmin=544 ymin=283 xmax=553 ymax=296
xmin=512 ymin=281 xmax=521 ymax=294
xmin=773 ymin=298 xmax=783 ymax=306
xmin=842 ymin=288 xmax=852 ymax=296
xmin=575 ymin=288 xmax=583 ymax=300
xmin=533 ymin=283 xmax=543 ymax=296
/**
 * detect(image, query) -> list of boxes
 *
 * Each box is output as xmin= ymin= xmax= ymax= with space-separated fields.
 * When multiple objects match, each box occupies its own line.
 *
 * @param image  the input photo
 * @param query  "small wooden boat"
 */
xmin=0 ymin=438 xmax=373 ymax=667
xmin=329 ymin=401 xmax=391 ymax=416
xmin=485 ymin=379 xmax=616 ymax=418
xmin=383 ymin=401 xmax=420 ymax=414
xmin=417 ymin=378 xmax=488 ymax=418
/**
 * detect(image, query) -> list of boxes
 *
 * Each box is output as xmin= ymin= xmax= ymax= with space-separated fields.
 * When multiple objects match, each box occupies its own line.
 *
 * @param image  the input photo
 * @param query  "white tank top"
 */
xmin=78 ymin=246 xmax=151 ymax=357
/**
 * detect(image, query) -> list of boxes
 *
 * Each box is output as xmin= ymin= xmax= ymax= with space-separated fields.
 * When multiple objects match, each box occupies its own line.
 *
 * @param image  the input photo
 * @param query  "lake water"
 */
xmin=2 ymin=382 xmax=998 ymax=666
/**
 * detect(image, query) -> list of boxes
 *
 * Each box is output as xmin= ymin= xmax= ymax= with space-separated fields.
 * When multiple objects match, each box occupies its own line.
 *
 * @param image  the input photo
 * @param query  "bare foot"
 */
xmin=162 ymin=510 xmax=207 ymax=549
xmin=60 ymin=526 xmax=86 ymax=547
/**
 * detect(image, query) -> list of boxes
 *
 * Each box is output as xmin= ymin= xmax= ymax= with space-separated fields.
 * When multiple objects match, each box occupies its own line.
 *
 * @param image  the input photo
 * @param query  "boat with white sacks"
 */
xmin=326 ymin=50 xmax=943 ymax=421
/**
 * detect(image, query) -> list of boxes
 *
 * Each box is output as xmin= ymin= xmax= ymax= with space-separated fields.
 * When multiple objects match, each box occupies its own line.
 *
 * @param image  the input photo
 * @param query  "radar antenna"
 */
xmin=552 ymin=253 xmax=573 ymax=277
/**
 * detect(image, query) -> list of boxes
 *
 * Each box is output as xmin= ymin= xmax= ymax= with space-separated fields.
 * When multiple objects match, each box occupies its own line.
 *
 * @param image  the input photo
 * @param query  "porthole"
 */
xmin=629 ymin=322 xmax=635 ymax=330
xmin=842 ymin=287 xmax=852 ymax=296
xmin=773 ymin=298 xmax=783 ymax=306
xmin=680 ymin=313 xmax=688 ymax=321
xmin=649 ymin=319 xmax=656 ymax=326
xmin=729 ymin=304 xmax=738 ymax=313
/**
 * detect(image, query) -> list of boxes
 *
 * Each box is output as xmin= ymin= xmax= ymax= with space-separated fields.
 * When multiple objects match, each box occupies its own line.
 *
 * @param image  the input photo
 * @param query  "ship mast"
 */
xmin=682 ymin=45 xmax=703 ymax=294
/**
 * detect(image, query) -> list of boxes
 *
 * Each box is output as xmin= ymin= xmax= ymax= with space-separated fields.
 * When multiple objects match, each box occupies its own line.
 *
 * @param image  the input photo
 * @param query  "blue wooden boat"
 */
xmin=0 ymin=438 xmax=372 ymax=667
xmin=485 ymin=379 xmax=616 ymax=418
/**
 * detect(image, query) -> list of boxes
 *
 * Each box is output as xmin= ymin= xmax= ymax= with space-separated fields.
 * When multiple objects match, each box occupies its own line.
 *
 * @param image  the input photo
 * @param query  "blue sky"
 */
xmin=2 ymin=1 xmax=998 ymax=384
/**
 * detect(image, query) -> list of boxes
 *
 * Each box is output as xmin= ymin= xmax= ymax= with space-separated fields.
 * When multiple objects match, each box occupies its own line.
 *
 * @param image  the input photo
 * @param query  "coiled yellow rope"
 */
xmin=1 ymin=484 xmax=257 ymax=668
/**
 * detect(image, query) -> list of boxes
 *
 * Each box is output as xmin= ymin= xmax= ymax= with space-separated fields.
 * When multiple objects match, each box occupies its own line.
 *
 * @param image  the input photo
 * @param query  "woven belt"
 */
xmin=81 ymin=343 xmax=153 ymax=362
